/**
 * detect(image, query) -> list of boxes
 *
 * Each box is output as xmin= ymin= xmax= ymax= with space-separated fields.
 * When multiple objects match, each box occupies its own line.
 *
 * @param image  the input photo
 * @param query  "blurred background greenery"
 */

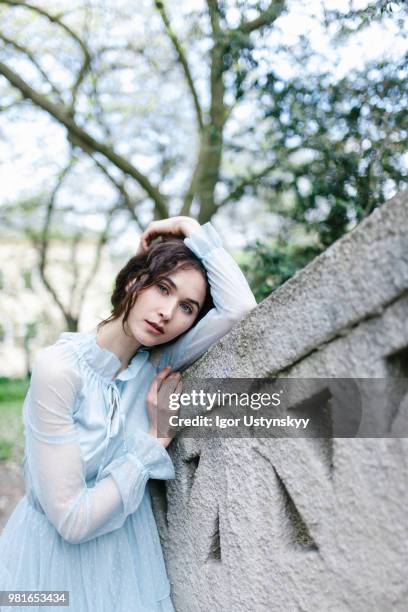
xmin=0 ymin=378 xmax=27 ymax=463
xmin=0 ymin=1 xmax=407 ymax=458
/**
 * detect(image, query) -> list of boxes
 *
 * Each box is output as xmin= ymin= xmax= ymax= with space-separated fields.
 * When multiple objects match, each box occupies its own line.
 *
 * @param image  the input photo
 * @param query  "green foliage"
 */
xmin=0 ymin=378 xmax=28 ymax=462
xmin=326 ymin=0 xmax=408 ymax=38
xmin=0 ymin=378 xmax=29 ymax=403
xmin=239 ymin=51 xmax=407 ymax=299
xmin=25 ymin=323 xmax=38 ymax=342
xmin=242 ymin=238 xmax=322 ymax=302
xmin=257 ymin=55 xmax=407 ymax=230
xmin=0 ymin=0 xmax=406 ymax=311
xmin=0 ymin=439 xmax=13 ymax=462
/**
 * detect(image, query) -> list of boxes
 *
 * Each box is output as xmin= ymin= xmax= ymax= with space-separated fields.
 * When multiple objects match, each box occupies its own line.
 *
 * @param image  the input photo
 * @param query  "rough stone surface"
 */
xmin=151 ymin=190 xmax=408 ymax=612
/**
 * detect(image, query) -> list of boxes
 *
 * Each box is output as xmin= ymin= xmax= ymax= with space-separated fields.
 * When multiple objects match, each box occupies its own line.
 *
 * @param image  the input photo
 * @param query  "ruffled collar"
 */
xmin=58 ymin=331 xmax=150 ymax=382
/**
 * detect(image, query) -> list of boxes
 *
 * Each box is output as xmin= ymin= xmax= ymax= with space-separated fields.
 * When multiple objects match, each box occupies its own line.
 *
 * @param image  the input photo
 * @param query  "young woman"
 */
xmin=0 ymin=216 xmax=256 ymax=611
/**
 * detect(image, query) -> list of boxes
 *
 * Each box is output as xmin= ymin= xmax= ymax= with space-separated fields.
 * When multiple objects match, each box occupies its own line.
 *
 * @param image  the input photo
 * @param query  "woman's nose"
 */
xmin=159 ymin=300 xmax=177 ymax=320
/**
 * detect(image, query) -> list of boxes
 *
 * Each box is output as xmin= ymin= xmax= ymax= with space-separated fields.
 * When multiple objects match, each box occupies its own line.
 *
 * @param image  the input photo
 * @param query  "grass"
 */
xmin=0 ymin=378 xmax=29 ymax=463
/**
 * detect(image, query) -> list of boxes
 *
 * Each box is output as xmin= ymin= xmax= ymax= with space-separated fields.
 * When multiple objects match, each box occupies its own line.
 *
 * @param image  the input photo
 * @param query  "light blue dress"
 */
xmin=0 ymin=223 xmax=256 ymax=611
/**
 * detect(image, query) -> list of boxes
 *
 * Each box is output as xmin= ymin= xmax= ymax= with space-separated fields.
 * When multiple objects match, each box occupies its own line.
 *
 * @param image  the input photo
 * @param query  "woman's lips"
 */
xmin=145 ymin=320 xmax=164 ymax=335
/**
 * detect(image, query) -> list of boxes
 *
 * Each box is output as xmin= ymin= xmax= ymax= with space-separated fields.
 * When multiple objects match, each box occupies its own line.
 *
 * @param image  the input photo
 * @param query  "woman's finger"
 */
xmin=148 ymin=366 xmax=172 ymax=397
xmin=155 ymin=365 xmax=172 ymax=385
xmin=138 ymin=221 xmax=164 ymax=253
xmin=157 ymin=372 xmax=181 ymax=397
xmin=141 ymin=218 xmax=187 ymax=250
xmin=141 ymin=235 xmax=150 ymax=251
xmin=158 ymin=365 xmax=172 ymax=377
xmin=169 ymin=373 xmax=181 ymax=393
xmin=141 ymin=221 xmax=166 ymax=247
xmin=174 ymin=380 xmax=182 ymax=395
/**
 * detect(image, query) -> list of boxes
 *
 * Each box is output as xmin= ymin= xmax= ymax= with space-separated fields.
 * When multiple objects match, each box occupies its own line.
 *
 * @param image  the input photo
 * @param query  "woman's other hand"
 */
xmin=146 ymin=365 xmax=182 ymax=448
xmin=136 ymin=216 xmax=200 ymax=255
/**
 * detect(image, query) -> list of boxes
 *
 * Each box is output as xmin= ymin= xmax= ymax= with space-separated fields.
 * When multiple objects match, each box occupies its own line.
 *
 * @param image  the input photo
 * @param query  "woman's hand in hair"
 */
xmin=147 ymin=365 xmax=182 ymax=448
xmin=136 ymin=216 xmax=200 ymax=255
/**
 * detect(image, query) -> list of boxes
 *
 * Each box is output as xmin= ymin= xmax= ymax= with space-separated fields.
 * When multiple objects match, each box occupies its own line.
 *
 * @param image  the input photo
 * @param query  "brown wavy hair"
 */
xmin=98 ymin=236 xmax=214 ymax=334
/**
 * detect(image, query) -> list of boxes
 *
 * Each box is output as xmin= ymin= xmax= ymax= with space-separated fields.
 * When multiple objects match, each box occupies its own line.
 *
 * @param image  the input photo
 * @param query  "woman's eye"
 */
xmin=180 ymin=303 xmax=193 ymax=314
xmin=157 ymin=284 xmax=169 ymax=294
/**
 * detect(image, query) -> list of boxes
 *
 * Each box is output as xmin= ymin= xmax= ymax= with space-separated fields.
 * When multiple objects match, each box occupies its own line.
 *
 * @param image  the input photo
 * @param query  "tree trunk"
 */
xmin=66 ymin=315 xmax=79 ymax=332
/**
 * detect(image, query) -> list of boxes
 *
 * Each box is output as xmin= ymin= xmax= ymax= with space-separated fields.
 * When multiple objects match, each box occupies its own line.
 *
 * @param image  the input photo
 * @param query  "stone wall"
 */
xmin=150 ymin=190 xmax=408 ymax=612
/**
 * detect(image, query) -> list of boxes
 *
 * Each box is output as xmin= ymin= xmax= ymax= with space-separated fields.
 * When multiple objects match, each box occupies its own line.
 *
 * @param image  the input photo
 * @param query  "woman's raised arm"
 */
xmin=157 ymin=221 xmax=257 ymax=371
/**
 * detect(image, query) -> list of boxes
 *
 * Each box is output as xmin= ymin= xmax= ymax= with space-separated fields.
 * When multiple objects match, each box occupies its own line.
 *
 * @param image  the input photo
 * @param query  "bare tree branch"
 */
xmin=34 ymin=156 xmax=118 ymax=330
xmin=35 ymin=158 xmax=78 ymax=329
xmin=181 ymin=160 xmax=200 ymax=215
xmin=0 ymin=32 xmax=63 ymax=102
xmin=83 ymin=60 xmax=115 ymax=144
xmin=188 ymin=0 xmax=226 ymax=223
xmin=218 ymin=162 xmax=276 ymax=208
xmin=0 ymin=60 xmax=169 ymax=218
xmin=30 ymin=158 xmax=119 ymax=330
xmin=207 ymin=0 xmax=222 ymax=35
xmin=186 ymin=0 xmax=285 ymax=223
xmin=69 ymin=7 xmax=93 ymax=112
xmin=155 ymin=0 xmax=204 ymax=130
xmin=75 ymin=205 xmax=117 ymax=311
xmin=70 ymin=50 xmax=92 ymax=112
xmin=239 ymin=0 xmax=286 ymax=34
xmin=0 ymin=0 xmax=91 ymax=64
xmin=92 ymin=157 xmax=145 ymax=231
xmin=0 ymin=93 xmax=24 ymax=111
xmin=207 ymin=0 xmax=225 ymax=124
xmin=68 ymin=232 xmax=82 ymax=313
xmin=0 ymin=0 xmax=94 ymax=117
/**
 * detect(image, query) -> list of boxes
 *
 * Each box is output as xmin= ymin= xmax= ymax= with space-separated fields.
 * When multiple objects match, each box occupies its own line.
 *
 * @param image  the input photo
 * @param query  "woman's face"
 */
xmin=125 ymin=267 xmax=207 ymax=346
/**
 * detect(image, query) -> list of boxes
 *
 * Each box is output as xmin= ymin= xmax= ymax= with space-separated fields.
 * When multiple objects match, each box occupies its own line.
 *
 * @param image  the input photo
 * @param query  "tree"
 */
xmin=0 ymin=0 xmax=406 ymax=317
xmin=241 ymin=50 xmax=408 ymax=300
xmin=0 ymin=183 xmax=116 ymax=331
xmin=0 ymin=0 xmax=291 ymax=325
xmin=0 ymin=0 xmax=289 ymax=224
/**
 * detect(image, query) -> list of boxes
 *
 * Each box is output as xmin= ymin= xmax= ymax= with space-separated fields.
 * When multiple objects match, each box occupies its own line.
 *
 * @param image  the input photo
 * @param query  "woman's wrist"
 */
xmin=179 ymin=217 xmax=200 ymax=238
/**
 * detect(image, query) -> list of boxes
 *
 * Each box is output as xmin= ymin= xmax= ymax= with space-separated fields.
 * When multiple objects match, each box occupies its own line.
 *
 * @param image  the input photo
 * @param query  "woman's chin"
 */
xmin=135 ymin=330 xmax=166 ymax=347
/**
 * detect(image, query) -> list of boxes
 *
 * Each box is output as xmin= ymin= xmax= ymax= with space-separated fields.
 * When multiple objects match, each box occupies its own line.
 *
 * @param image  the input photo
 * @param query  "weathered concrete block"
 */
xmin=150 ymin=190 xmax=408 ymax=611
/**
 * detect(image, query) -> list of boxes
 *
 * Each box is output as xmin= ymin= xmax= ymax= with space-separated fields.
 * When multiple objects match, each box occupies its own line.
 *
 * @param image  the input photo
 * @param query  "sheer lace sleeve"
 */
xmin=159 ymin=222 xmax=257 ymax=371
xmin=24 ymin=344 xmax=174 ymax=545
